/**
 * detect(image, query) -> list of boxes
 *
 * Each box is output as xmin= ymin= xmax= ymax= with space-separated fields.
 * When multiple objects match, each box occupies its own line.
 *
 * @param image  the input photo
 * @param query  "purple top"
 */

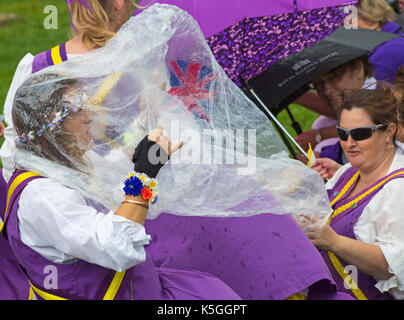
xmin=320 ymin=141 xmax=344 ymax=165
xmin=369 ymin=21 xmax=404 ymax=83
xmin=322 ymin=166 xmax=404 ymax=299
xmin=32 ymin=43 xmax=68 ymax=74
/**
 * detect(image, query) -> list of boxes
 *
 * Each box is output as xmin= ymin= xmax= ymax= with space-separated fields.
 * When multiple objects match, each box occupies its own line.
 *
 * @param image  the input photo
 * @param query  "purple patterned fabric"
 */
xmin=133 ymin=1 xmax=357 ymax=38
xmin=207 ymin=6 xmax=349 ymax=86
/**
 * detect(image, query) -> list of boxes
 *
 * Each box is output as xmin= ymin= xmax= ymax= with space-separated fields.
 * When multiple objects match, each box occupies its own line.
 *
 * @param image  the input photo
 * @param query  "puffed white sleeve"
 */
xmin=18 ymin=178 xmax=151 ymax=272
xmin=0 ymin=53 xmax=34 ymax=182
xmin=353 ymin=178 xmax=404 ymax=300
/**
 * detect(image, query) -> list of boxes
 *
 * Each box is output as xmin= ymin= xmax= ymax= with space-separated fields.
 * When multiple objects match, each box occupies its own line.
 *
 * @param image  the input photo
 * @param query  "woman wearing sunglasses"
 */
xmin=307 ymin=87 xmax=404 ymax=300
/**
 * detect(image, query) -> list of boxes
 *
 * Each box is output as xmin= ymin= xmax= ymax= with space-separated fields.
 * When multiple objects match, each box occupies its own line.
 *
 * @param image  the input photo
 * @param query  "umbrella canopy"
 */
xmin=206 ymin=6 xmax=351 ymax=87
xmin=133 ymin=0 xmax=356 ymax=38
xmin=134 ymin=1 xmax=357 ymax=86
xmin=247 ymin=27 xmax=400 ymax=114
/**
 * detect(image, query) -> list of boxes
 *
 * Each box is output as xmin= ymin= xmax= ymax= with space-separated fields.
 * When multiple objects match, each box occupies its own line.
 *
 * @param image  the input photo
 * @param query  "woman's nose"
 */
xmin=83 ymin=110 xmax=93 ymax=122
xmin=345 ymin=134 xmax=357 ymax=146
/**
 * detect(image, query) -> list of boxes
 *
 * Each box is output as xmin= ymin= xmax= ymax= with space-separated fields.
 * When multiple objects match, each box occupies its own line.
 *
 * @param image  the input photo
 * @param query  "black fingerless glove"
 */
xmin=132 ymin=135 xmax=170 ymax=178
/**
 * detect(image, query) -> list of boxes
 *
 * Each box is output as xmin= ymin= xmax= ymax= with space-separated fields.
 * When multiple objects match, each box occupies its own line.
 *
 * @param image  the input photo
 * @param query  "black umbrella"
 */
xmin=245 ymin=26 xmax=400 ymax=157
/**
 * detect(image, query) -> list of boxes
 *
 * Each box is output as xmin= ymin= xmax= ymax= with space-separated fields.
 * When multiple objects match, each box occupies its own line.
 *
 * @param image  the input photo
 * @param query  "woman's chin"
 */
xmin=346 ymin=153 xmax=362 ymax=168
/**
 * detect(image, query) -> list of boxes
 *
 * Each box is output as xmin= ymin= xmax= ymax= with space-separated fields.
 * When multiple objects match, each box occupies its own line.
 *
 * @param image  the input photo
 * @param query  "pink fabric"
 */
xmin=311 ymin=116 xmax=339 ymax=153
xmin=311 ymin=115 xmax=338 ymax=130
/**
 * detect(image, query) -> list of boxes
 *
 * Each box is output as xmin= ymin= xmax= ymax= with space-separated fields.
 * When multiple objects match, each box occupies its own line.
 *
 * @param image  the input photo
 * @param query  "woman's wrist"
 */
xmin=123 ymin=195 xmax=149 ymax=207
xmin=329 ymin=233 xmax=345 ymax=254
xmin=117 ymin=194 xmax=148 ymax=225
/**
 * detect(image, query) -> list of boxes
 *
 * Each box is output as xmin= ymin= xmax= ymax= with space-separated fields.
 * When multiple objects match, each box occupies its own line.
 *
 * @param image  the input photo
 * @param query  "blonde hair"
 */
xmin=357 ymin=0 xmax=396 ymax=27
xmin=68 ymin=0 xmax=142 ymax=49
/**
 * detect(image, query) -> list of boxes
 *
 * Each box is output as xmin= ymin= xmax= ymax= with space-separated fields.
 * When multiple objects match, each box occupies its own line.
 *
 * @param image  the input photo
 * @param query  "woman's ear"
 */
xmin=386 ymin=122 xmax=398 ymax=144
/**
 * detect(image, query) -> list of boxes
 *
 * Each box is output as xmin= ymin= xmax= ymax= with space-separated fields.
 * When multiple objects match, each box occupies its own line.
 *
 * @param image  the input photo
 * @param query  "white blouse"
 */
xmin=326 ymin=148 xmax=404 ymax=300
xmin=18 ymin=177 xmax=151 ymax=272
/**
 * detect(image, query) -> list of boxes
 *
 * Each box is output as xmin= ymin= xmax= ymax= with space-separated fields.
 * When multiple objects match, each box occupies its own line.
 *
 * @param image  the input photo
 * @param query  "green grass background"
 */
xmin=0 ymin=0 xmax=319 ymax=166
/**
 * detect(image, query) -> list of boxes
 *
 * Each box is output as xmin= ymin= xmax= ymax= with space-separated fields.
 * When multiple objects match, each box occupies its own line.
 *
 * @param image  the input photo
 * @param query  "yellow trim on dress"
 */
xmin=327 ymin=251 xmax=367 ymax=300
xmin=51 ymin=45 xmax=63 ymax=65
xmin=103 ymin=271 xmax=126 ymax=300
xmin=29 ymin=281 xmax=67 ymax=300
xmin=285 ymin=293 xmax=307 ymax=300
xmin=0 ymin=171 xmax=41 ymax=232
xmin=2 ymin=171 xmax=126 ymax=300
xmin=326 ymin=170 xmax=404 ymax=300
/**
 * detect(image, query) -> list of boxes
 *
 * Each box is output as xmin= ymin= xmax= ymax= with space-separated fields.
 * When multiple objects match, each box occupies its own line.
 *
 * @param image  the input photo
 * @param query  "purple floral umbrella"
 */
xmin=206 ymin=6 xmax=352 ymax=87
xmin=133 ymin=0 xmax=357 ymax=86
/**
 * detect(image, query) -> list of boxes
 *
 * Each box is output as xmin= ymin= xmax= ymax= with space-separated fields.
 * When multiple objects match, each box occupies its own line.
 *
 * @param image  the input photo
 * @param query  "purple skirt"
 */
xmin=145 ymin=212 xmax=339 ymax=300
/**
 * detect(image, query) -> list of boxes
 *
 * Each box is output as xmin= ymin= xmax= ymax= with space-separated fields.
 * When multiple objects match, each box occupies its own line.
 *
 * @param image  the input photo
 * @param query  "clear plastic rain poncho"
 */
xmin=13 ymin=4 xmax=332 ymax=227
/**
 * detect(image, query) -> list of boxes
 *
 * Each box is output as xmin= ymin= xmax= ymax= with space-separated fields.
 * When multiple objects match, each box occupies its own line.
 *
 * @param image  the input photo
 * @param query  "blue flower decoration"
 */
xmin=123 ymin=176 xmax=144 ymax=197
xmin=152 ymin=195 xmax=159 ymax=205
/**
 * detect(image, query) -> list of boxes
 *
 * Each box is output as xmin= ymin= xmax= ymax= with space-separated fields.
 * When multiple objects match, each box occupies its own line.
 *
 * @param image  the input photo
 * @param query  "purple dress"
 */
xmin=0 ymin=46 xmax=345 ymax=300
xmin=1 ymin=170 xmax=345 ymax=300
xmin=322 ymin=166 xmax=404 ymax=300
xmin=0 ymin=170 xmax=32 ymax=300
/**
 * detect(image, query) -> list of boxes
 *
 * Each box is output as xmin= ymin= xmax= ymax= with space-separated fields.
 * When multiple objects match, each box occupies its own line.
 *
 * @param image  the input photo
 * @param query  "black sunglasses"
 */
xmin=336 ymin=124 xmax=388 ymax=141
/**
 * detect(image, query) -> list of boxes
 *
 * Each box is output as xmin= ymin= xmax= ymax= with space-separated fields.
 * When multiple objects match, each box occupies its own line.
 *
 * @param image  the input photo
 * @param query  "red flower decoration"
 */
xmin=141 ymin=188 xmax=153 ymax=200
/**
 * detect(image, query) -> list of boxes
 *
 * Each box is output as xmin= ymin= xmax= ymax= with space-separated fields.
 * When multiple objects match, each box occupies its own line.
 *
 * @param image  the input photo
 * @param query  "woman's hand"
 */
xmin=132 ymin=126 xmax=183 ymax=178
xmin=312 ymin=157 xmax=342 ymax=180
xmin=305 ymin=223 xmax=393 ymax=280
xmin=305 ymin=223 xmax=340 ymax=251
xmin=148 ymin=126 xmax=183 ymax=156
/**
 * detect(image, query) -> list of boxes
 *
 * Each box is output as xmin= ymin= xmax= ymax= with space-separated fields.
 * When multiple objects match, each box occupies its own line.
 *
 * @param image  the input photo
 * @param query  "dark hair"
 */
xmin=338 ymin=87 xmax=398 ymax=135
xmin=313 ymin=55 xmax=375 ymax=108
xmin=12 ymin=73 xmax=86 ymax=170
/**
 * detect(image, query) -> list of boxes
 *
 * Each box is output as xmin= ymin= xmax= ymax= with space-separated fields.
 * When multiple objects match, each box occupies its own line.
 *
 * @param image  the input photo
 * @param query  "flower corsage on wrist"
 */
xmin=123 ymin=172 xmax=158 ymax=205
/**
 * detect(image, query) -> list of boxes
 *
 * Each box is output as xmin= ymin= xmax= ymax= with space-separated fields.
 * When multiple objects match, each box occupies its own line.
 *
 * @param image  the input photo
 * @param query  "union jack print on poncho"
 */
xmin=168 ymin=60 xmax=216 ymax=123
